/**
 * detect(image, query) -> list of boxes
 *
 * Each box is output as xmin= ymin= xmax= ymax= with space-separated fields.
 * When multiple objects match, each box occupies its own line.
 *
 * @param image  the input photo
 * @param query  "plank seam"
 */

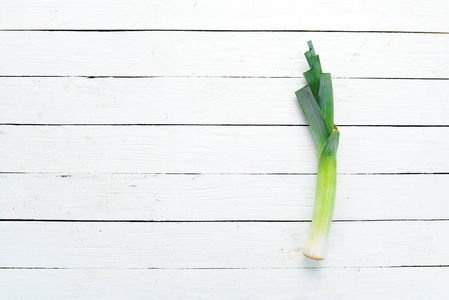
xmin=0 ymin=172 xmax=448 ymax=175
xmin=0 ymin=29 xmax=448 ymax=34
xmin=0 ymin=75 xmax=448 ymax=80
xmin=0 ymin=265 xmax=447 ymax=270
xmin=0 ymin=219 xmax=447 ymax=223
xmin=0 ymin=124 xmax=448 ymax=127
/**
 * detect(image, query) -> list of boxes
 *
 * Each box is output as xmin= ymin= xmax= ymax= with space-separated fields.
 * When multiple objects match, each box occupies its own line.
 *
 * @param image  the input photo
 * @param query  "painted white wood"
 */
xmin=1 ymin=77 xmax=448 ymax=125
xmin=0 ymin=268 xmax=448 ymax=300
xmin=0 ymin=174 xmax=446 ymax=221
xmin=0 ymin=1 xmax=447 ymax=299
xmin=0 ymin=221 xmax=447 ymax=268
xmin=0 ymin=0 xmax=448 ymax=32
xmin=0 ymin=126 xmax=447 ymax=173
xmin=0 ymin=32 xmax=448 ymax=78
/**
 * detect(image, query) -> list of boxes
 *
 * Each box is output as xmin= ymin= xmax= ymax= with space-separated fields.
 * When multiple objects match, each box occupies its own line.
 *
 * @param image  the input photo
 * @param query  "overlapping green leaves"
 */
xmin=295 ymin=86 xmax=330 ymax=152
xmin=296 ymin=41 xmax=337 ymax=155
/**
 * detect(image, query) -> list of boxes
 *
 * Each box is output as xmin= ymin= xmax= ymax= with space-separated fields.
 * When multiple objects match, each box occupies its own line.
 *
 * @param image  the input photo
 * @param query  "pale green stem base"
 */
xmin=304 ymin=128 xmax=339 ymax=260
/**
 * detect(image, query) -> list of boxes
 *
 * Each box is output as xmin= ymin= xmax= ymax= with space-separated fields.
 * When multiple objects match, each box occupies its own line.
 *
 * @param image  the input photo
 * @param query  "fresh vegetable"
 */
xmin=295 ymin=41 xmax=340 ymax=260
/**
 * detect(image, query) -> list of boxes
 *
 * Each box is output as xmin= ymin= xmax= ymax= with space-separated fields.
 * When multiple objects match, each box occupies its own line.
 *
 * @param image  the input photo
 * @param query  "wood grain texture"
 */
xmin=0 ymin=32 xmax=448 ymax=78
xmin=0 ymin=268 xmax=448 ymax=300
xmin=1 ymin=126 xmax=448 ymax=173
xmin=0 ymin=0 xmax=448 ymax=32
xmin=0 ymin=174 xmax=447 ymax=221
xmin=0 ymin=221 xmax=447 ymax=268
xmin=1 ymin=0 xmax=448 ymax=298
xmin=1 ymin=77 xmax=448 ymax=125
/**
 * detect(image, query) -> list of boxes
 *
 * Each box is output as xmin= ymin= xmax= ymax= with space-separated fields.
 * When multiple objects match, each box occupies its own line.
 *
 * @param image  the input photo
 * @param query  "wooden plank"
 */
xmin=0 ymin=174 xmax=447 ymax=221
xmin=0 ymin=268 xmax=447 ymax=299
xmin=0 ymin=0 xmax=448 ymax=32
xmin=0 ymin=32 xmax=448 ymax=78
xmin=0 ymin=126 xmax=448 ymax=173
xmin=0 ymin=221 xmax=447 ymax=268
xmin=1 ymin=77 xmax=448 ymax=125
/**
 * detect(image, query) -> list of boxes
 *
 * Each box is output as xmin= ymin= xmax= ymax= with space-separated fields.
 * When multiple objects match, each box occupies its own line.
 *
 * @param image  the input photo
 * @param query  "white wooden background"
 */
xmin=1 ymin=0 xmax=449 ymax=299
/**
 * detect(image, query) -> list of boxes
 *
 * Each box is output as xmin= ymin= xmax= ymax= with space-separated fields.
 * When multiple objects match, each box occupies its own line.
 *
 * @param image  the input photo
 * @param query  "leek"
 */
xmin=295 ymin=41 xmax=340 ymax=260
